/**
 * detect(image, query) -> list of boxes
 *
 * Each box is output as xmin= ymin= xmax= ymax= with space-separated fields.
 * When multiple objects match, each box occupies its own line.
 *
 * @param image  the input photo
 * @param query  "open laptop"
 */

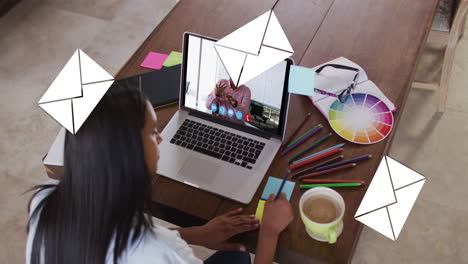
xmin=157 ymin=32 xmax=293 ymax=204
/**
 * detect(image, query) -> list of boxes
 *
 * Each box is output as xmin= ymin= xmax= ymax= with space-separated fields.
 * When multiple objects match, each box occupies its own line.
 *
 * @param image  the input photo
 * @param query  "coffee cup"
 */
xmin=299 ymin=187 xmax=345 ymax=244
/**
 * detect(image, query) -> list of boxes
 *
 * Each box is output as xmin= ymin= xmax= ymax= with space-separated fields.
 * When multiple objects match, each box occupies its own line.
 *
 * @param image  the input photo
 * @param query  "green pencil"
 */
xmin=300 ymin=183 xmax=362 ymax=188
xmin=288 ymin=133 xmax=332 ymax=162
xmin=287 ymin=124 xmax=322 ymax=148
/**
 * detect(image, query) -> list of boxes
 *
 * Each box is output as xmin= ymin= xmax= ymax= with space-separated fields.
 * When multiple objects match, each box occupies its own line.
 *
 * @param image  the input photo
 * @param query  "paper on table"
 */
xmin=288 ymin=65 xmax=315 ymax=96
xmin=261 ymin=176 xmax=295 ymax=201
xmin=255 ymin=200 xmax=266 ymax=223
xmin=140 ymin=52 xmax=168 ymax=70
xmin=163 ymin=51 xmax=183 ymax=67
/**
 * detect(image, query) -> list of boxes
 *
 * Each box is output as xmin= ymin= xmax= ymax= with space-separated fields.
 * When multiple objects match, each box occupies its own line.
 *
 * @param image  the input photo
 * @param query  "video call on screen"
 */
xmin=184 ymin=35 xmax=287 ymax=135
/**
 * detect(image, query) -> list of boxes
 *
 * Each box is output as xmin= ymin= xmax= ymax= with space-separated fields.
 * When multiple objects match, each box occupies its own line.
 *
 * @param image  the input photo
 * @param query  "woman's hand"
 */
xmin=253 ymin=193 xmax=294 ymax=264
xmin=182 ymin=208 xmax=259 ymax=251
xmin=215 ymin=82 xmax=227 ymax=97
xmin=260 ymin=193 xmax=294 ymax=237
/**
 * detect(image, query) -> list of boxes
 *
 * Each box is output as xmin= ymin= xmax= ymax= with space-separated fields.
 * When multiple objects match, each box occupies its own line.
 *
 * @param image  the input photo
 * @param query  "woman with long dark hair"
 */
xmin=27 ymin=83 xmax=293 ymax=264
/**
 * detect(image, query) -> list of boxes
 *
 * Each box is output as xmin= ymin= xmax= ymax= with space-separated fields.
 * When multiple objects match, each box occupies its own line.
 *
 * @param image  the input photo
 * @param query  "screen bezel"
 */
xmin=179 ymin=32 xmax=292 ymax=139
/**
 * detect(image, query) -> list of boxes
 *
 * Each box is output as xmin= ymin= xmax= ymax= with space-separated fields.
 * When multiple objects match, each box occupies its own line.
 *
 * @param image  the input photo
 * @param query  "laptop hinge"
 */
xmin=188 ymin=110 xmax=272 ymax=139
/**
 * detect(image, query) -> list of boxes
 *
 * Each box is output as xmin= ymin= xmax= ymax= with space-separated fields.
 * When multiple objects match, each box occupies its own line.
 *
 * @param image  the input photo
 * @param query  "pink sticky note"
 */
xmin=140 ymin=52 xmax=169 ymax=70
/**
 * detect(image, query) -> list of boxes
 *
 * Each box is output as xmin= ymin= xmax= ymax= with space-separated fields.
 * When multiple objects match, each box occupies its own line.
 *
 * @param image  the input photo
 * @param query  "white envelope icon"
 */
xmin=214 ymin=10 xmax=294 ymax=86
xmin=355 ymin=156 xmax=426 ymax=240
xmin=38 ymin=49 xmax=114 ymax=134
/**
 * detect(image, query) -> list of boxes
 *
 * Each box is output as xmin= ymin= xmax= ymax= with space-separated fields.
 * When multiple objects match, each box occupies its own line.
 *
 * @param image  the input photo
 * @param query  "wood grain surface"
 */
xmin=115 ymin=0 xmax=440 ymax=262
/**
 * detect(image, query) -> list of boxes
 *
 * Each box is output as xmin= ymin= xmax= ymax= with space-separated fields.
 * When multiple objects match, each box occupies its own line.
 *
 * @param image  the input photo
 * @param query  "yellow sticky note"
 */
xmin=255 ymin=200 xmax=266 ymax=224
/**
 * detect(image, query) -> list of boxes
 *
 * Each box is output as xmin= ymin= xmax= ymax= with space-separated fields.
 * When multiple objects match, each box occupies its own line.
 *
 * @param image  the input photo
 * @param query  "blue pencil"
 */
xmin=291 ymin=143 xmax=346 ymax=165
xmin=275 ymin=171 xmax=291 ymax=200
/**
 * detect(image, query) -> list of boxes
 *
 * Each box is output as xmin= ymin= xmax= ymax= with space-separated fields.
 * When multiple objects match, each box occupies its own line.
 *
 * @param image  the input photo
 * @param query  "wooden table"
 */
xmin=114 ymin=0 xmax=439 ymax=263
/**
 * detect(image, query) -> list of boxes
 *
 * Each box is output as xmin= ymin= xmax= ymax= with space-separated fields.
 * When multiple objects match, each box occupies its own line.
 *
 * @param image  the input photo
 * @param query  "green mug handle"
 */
xmin=327 ymin=228 xmax=337 ymax=244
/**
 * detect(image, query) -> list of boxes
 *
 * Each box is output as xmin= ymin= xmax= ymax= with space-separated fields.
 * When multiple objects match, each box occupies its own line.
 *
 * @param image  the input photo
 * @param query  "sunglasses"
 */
xmin=314 ymin=64 xmax=360 ymax=103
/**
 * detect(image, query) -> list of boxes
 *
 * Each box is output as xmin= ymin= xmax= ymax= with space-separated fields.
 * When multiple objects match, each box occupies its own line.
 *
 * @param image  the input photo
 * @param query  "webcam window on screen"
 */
xmin=184 ymin=35 xmax=288 ymax=135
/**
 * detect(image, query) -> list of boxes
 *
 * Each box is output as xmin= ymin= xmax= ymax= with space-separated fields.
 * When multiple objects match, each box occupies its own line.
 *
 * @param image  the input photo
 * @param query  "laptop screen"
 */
xmin=181 ymin=33 xmax=290 ymax=136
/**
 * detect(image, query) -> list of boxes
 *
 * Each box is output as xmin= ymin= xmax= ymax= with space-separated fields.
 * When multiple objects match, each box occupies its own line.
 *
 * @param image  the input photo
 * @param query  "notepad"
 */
xmin=261 ymin=176 xmax=295 ymax=201
xmin=288 ymin=65 xmax=315 ymax=96
xmin=163 ymin=51 xmax=183 ymax=67
xmin=116 ymin=65 xmax=180 ymax=108
xmin=140 ymin=52 xmax=168 ymax=70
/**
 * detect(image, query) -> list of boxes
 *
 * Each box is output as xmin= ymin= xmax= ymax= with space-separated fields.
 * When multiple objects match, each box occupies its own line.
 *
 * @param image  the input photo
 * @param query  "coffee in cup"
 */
xmin=299 ymin=187 xmax=345 ymax=243
xmin=303 ymin=196 xmax=340 ymax=224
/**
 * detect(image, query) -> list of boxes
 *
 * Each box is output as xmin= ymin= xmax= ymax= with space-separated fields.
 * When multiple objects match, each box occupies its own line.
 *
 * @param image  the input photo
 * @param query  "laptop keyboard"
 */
xmin=169 ymin=119 xmax=265 ymax=169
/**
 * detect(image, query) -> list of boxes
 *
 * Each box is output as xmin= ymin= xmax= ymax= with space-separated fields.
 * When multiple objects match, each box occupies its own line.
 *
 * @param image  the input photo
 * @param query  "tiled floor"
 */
xmin=0 ymin=0 xmax=467 ymax=263
xmin=353 ymin=25 xmax=468 ymax=264
xmin=0 ymin=0 xmax=180 ymax=262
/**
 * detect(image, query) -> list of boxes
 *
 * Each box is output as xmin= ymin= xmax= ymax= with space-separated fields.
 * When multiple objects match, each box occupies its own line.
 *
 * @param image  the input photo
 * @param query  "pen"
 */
xmin=275 ymin=171 xmax=291 ymax=200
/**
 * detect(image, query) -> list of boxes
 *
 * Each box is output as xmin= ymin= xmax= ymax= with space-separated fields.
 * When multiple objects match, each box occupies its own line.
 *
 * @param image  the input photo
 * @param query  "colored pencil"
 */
xmin=281 ymin=125 xmax=322 ymax=155
xmin=287 ymin=124 xmax=322 ymax=148
xmin=314 ymin=154 xmax=372 ymax=172
xmin=291 ymin=155 xmax=344 ymax=178
xmin=288 ymin=133 xmax=332 ymax=162
xmin=292 ymin=143 xmax=345 ymax=165
xmin=298 ymin=163 xmax=356 ymax=180
xmin=290 ymin=148 xmax=343 ymax=170
xmin=300 ymin=183 xmax=363 ymax=188
xmin=302 ymin=179 xmax=365 ymax=184
xmin=275 ymin=171 xmax=291 ymax=200
xmin=281 ymin=113 xmax=311 ymax=148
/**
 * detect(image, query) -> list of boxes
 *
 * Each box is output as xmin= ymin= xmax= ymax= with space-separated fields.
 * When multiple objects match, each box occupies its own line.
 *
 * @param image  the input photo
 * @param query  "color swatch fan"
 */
xmin=328 ymin=93 xmax=393 ymax=144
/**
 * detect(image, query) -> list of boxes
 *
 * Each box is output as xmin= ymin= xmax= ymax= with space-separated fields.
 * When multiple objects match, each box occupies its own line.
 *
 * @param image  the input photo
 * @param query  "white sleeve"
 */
xmin=26 ymin=181 xmax=58 ymax=264
xmin=120 ymin=226 xmax=203 ymax=264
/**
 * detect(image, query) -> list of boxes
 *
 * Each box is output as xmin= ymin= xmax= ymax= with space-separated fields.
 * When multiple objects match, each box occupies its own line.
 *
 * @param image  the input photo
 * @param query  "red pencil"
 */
xmin=301 ymin=179 xmax=365 ymax=184
xmin=298 ymin=163 xmax=356 ymax=180
xmin=290 ymin=148 xmax=343 ymax=170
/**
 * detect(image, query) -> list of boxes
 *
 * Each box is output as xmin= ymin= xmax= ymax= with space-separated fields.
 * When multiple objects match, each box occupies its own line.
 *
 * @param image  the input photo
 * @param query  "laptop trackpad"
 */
xmin=178 ymin=156 xmax=219 ymax=185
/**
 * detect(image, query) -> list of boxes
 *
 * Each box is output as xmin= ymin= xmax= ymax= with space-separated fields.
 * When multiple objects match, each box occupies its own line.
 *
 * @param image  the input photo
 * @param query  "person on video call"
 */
xmin=206 ymin=79 xmax=251 ymax=122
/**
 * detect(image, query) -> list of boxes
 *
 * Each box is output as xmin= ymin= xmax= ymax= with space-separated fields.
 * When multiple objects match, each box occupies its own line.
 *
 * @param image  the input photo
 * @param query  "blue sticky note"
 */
xmin=288 ymin=65 xmax=315 ymax=96
xmin=261 ymin=176 xmax=296 ymax=201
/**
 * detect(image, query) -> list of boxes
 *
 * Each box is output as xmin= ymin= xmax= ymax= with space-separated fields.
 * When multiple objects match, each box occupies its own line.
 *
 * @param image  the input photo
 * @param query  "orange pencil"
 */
xmin=298 ymin=163 xmax=356 ymax=180
xmin=290 ymin=148 xmax=343 ymax=170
